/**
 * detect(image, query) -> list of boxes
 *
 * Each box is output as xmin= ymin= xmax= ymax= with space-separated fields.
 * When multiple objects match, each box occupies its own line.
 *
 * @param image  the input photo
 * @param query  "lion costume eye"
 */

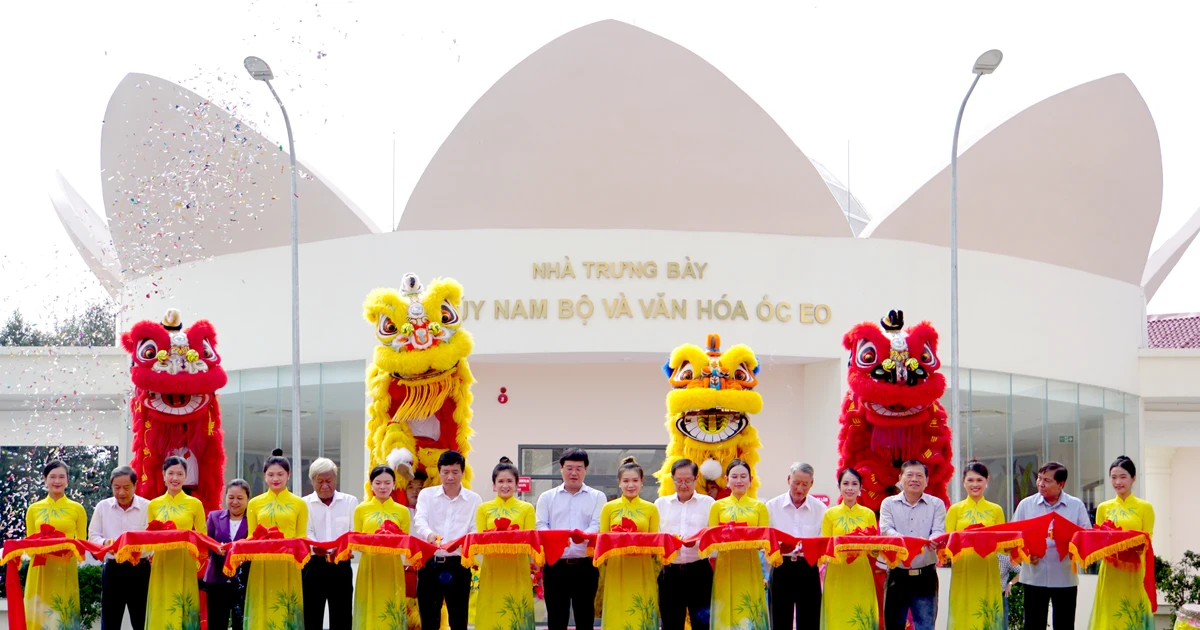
xmin=378 ymin=315 xmax=399 ymax=338
xmin=919 ymin=342 xmax=939 ymax=369
xmin=136 ymin=339 xmax=158 ymax=362
xmin=855 ymin=339 xmax=878 ymax=369
xmin=202 ymin=339 xmax=218 ymax=363
xmin=733 ymin=364 xmax=752 ymax=382
xmin=674 ymin=361 xmax=695 ymax=381
xmin=440 ymin=301 xmax=460 ymax=326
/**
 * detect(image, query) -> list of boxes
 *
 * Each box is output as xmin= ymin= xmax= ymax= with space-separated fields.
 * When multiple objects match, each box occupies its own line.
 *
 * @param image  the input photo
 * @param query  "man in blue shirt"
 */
xmin=1011 ymin=461 xmax=1092 ymax=630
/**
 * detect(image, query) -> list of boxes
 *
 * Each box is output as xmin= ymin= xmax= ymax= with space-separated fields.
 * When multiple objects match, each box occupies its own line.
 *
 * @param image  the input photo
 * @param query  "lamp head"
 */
xmin=973 ymin=49 xmax=1003 ymax=75
xmin=244 ymin=56 xmax=274 ymax=81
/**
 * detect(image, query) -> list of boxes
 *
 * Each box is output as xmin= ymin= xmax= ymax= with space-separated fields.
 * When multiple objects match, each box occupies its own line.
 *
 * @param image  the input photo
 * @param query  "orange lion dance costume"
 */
xmin=837 ymin=310 xmax=951 ymax=512
xmin=122 ymin=308 xmax=228 ymax=512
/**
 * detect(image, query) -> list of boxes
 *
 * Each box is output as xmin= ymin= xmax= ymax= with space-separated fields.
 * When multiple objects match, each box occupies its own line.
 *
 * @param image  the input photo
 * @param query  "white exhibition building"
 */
xmin=3 ymin=20 xmax=1200 ymax=629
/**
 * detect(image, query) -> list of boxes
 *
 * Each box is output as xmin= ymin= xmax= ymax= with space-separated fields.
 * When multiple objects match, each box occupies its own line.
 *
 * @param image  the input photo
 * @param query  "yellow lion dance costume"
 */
xmin=364 ymin=273 xmax=476 ymax=493
xmin=655 ymin=334 xmax=764 ymax=498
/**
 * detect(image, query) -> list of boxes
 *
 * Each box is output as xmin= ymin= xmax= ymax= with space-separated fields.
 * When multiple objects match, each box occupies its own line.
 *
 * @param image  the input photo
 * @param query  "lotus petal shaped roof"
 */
xmin=1143 ymin=206 xmax=1200 ymax=301
xmin=398 ymin=20 xmax=850 ymax=237
xmin=49 ymin=171 xmax=121 ymax=296
xmin=865 ymin=74 xmax=1162 ymax=285
xmin=101 ymin=73 xmax=378 ymax=278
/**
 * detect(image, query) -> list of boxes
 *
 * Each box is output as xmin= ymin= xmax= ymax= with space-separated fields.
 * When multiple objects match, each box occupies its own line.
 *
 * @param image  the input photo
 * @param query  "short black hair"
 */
xmin=413 ymin=469 xmax=428 ymax=482
xmin=437 ymin=450 xmax=466 ymax=471
xmin=369 ymin=465 xmax=396 ymax=483
xmin=162 ymin=456 xmax=188 ymax=474
xmin=42 ymin=460 xmax=68 ymax=478
xmin=559 ymin=449 xmax=589 ymax=468
xmin=670 ymin=459 xmax=698 ymax=478
xmin=264 ymin=448 xmax=291 ymax=474
xmin=900 ymin=460 xmax=928 ymax=476
xmin=226 ymin=479 xmax=252 ymax=497
xmin=110 ymin=466 xmax=137 ymax=485
xmin=1037 ymin=461 xmax=1068 ymax=484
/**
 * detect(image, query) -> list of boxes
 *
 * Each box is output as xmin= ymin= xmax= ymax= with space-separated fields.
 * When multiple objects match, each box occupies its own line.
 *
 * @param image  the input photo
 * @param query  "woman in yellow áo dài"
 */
xmin=474 ymin=456 xmax=537 ymax=630
xmin=353 ymin=464 xmax=413 ymax=630
xmin=23 ymin=459 xmax=88 ymax=630
xmin=707 ymin=458 xmax=770 ymax=630
xmin=945 ymin=461 xmax=1006 ymax=630
xmin=146 ymin=456 xmax=208 ymax=630
xmin=820 ymin=467 xmax=878 ymax=630
xmin=1089 ymin=456 xmax=1155 ymax=630
xmin=244 ymin=449 xmax=308 ymax=630
xmin=598 ymin=456 xmax=660 ymax=630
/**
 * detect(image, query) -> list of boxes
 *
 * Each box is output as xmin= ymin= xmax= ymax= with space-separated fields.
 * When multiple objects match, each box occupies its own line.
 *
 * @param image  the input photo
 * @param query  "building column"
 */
xmin=1143 ymin=446 xmax=1176 ymax=560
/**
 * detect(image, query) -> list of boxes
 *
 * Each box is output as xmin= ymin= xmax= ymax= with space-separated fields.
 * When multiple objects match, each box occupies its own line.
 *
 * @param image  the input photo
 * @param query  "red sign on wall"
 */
xmin=518 ymin=476 xmax=532 ymax=493
xmin=811 ymin=494 xmax=831 ymax=506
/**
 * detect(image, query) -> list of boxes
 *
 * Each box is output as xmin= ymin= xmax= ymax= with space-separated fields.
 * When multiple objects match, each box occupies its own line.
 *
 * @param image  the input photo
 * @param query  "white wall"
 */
xmin=121 ymin=228 xmax=1145 ymax=395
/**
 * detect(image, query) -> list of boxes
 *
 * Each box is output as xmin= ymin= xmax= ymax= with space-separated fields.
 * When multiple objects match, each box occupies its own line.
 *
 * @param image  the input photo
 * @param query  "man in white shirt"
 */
xmin=413 ymin=450 xmax=482 ymax=630
xmin=535 ymin=448 xmax=606 ymax=630
xmin=301 ymin=457 xmax=359 ymax=630
xmin=654 ymin=458 xmax=716 ymax=630
xmin=88 ymin=465 xmax=150 ymax=630
xmin=765 ymin=462 xmax=826 ymax=630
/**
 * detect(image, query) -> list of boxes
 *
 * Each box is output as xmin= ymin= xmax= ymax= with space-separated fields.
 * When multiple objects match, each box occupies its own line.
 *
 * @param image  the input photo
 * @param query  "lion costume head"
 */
xmin=364 ymin=273 xmax=475 ymax=497
xmin=655 ymin=334 xmax=763 ymax=498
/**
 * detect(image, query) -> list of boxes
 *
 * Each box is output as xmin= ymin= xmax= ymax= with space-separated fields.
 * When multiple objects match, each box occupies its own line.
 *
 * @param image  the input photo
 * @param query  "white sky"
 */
xmin=2 ymin=0 xmax=1198 ymax=328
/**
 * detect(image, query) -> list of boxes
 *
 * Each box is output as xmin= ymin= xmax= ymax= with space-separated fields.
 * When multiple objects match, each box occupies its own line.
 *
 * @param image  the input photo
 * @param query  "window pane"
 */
xmin=1100 ymin=390 xmax=1125 ymax=503
xmin=1047 ymin=380 xmax=1079 ymax=500
xmin=240 ymin=367 xmax=281 ymax=495
xmin=1124 ymin=394 xmax=1140 ymax=477
xmin=1011 ymin=376 xmax=1046 ymax=515
xmin=968 ymin=370 xmax=1010 ymax=513
xmin=1078 ymin=385 xmax=1105 ymax=515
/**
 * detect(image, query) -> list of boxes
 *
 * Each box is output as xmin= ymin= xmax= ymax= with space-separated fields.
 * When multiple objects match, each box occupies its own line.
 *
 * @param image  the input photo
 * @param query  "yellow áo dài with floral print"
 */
xmin=353 ymin=496 xmax=412 ymax=630
xmin=244 ymin=488 xmax=308 ymax=630
xmin=473 ymin=495 xmax=537 ymax=630
xmin=820 ymin=502 xmax=878 ymax=630
xmin=1089 ymin=495 xmax=1155 ymax=630
xmin=945 ymin=497 xmax=1006 ymax=630
xmin=23 ymin=495 xmax=87 ymax=630
xmin=145 ymin=491 xmax=207 ymax=630
xmin=598 ymin=496 xmax=660 ymax=630
xmin=707 ymin=494 xmax=770 ymax=630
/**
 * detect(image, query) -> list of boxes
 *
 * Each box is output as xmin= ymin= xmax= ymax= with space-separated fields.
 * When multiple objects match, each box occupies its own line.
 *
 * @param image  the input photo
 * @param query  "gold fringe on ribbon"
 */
xmin=458 ymin=543 xmax=538 ymax=567
xmin=938 ymin=537 xmax=1027 ymax=564
xmin=1070 ymin=534 xmax=1148 ymax=573
xmin=334 ymin=544 xmax=417 ymax=565
xmin=829 ymin=544 xmax=909 ymax=568
xmin=699 ymin=539 xmax=772 ymax=559
xmin=223 ymin=552 xmax=311 ymax=576
xmin=114 ymin=541 xmax=204 ymax=566
xmin=592 ymin=546 xmax=674 ymax=567
xmin=1 ymin=542 xmax=81 ymax=565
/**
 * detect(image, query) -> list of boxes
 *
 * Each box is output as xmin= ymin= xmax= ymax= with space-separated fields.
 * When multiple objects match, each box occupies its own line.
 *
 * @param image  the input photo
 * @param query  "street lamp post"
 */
xmin=950 ymin=49 xmax=1002 ymax=504
xmin=245 ymin=56 xmax=303 ymax=495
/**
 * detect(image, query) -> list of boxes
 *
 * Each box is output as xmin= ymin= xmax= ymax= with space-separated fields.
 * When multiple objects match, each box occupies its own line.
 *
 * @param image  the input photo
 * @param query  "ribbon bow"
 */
xmin=846 ymin=525 xmax=880 ymax=536
xmin=253 ymin=525 xmax=284 ymax=540
xmin=146 ymin=520 xmax=178 ymax=531
xmin=1095 ymin=520 xmax=1121 ymax=532
xmin=28 ymin=525 xmax=67 ymax=567
xmin=610 ymin=517 xmax=638 ymax=533
xmin=493 ymin=518 xmax=520 ymax=532
xmin=720 ymin=520 xmax=748 ymax=530
xmin=374 ymin=520 xmax=403 ymax=536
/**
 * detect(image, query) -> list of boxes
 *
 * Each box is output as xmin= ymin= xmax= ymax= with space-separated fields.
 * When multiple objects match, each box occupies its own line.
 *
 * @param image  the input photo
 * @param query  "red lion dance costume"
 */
xmin=837 ymin=309 xmax=952 ymax=512
xmin=122 ymin=308 xmax=227 ymax=512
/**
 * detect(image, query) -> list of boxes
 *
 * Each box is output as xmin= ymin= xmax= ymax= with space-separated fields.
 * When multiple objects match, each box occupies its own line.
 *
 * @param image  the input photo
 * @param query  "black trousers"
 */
xmin=1023 ymin=584 xmax=1077 ymax=630
xmin=769 ymin=557 xmax=820 ymax=630
xmin=658 ymin=559 xmax=713 ymax=630
xmin=883 ymin=566 xmax=939 ymax=630
xmin=100 ymin=559 xmax=150 ymax=630
xmin=543 ymin=558 xmax=599 ymax=630
xmin=417 ymin=558 xmax=472 ymax=630
xmin=204 ymin=581 xmax=246 ymax=630
xmin=302 ymin=555 xmax=354 ymax=630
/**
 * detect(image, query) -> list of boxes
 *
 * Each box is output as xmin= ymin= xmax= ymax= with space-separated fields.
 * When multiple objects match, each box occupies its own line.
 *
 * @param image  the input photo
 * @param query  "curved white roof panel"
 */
xmin=866 ymin=74 xmax=1162 ymax=285
xmin=100 ymin=73 xmax=378 ymax=278
xmin=399 ymin=20 xmax=851 ymax=237
xmin=49 ymin=171 xmax=121 ymax=296
xmin=1143 ymin=206 xmax=1200 ymax=301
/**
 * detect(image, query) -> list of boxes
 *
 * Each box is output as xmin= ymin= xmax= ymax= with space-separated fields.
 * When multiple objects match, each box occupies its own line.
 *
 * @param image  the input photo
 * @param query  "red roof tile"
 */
xmin=1147 ymin=313 xmax=1200 ymax=348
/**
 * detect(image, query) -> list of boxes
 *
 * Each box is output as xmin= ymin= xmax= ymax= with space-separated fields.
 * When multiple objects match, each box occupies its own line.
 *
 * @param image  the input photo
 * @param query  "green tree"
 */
xmin=0 ymin=309 xmax=48 ymax=346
